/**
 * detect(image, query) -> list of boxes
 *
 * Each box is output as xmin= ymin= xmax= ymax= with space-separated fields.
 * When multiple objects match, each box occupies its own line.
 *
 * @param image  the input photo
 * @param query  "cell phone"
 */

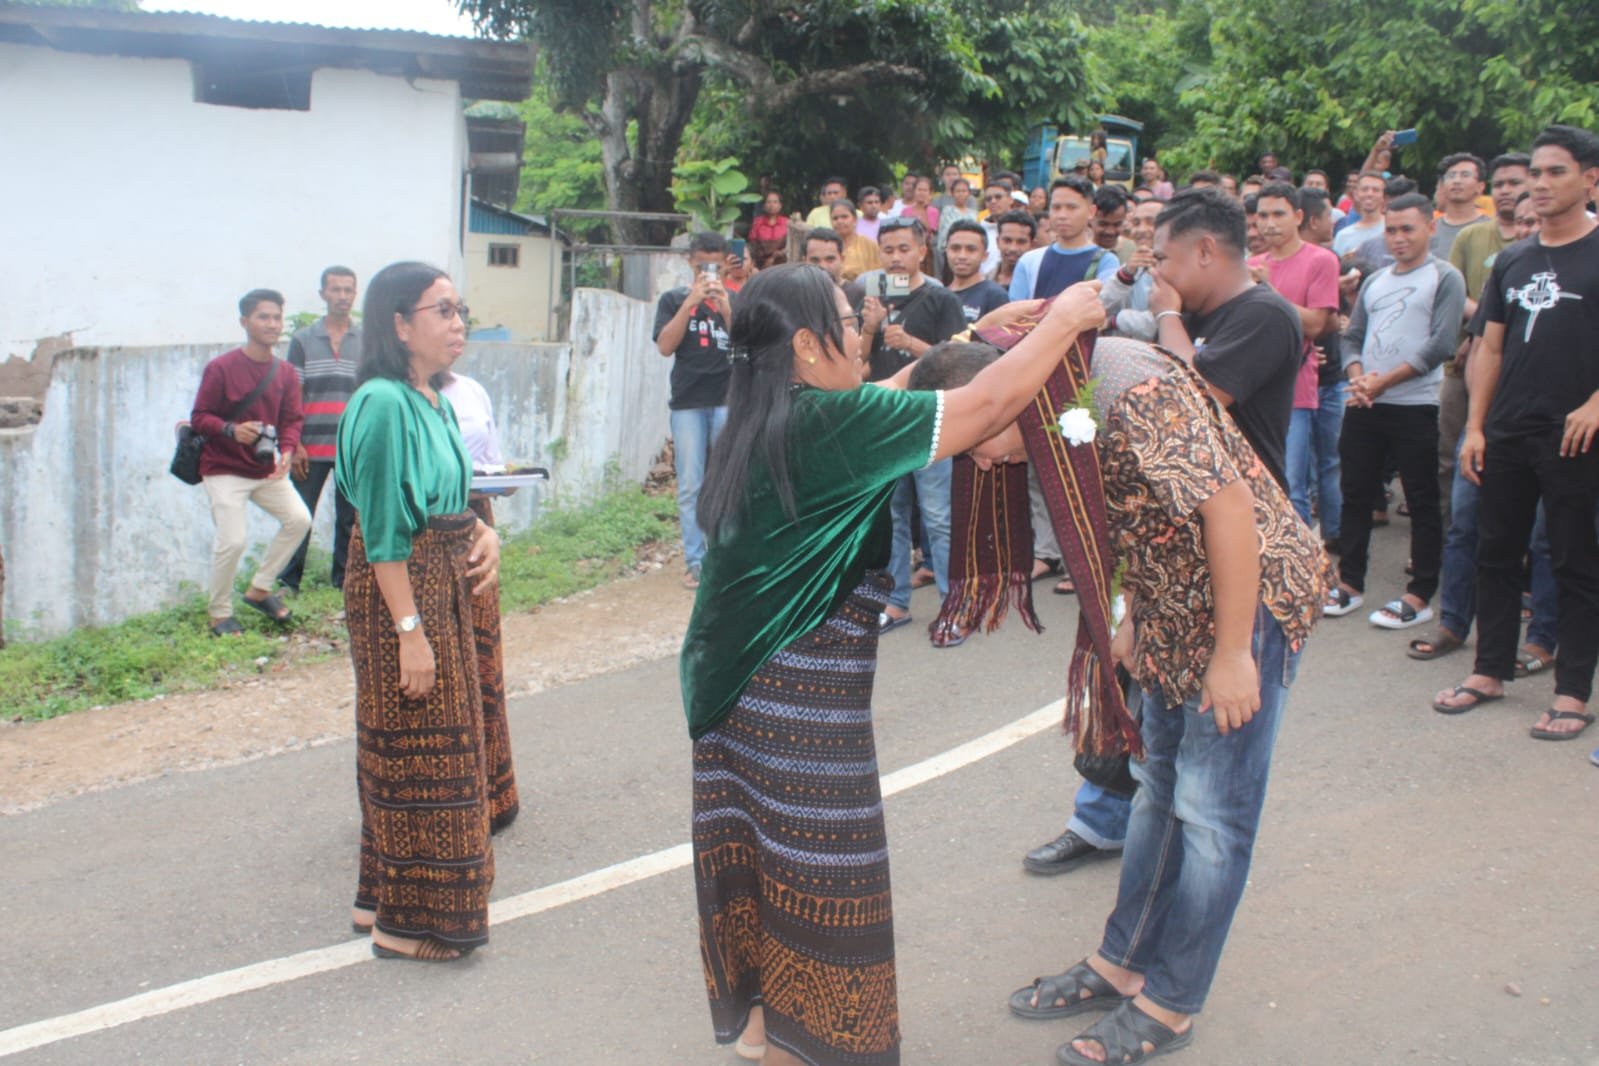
xmin=880 ymin=272 xmax=912 ymax=301
xmin=698 ymin=261 xmax=721 ymax=279
xmin=1392 ymin=128 xmax=1418 ymax=147
xmin=728 ymin=239 xmax=747 ymax=260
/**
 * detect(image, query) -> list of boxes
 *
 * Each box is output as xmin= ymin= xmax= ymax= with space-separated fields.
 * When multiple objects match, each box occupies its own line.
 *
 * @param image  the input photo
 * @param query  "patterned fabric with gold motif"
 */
xmin=346 ymin=512 xmax=494 ymax=950
xmin=1088 ymin=339 xmax=1332 ymax=704
xmin=467 ymin=496 xmax=520 ymax=833
xmin=693 ymin=573 xmax=900 ymax=1065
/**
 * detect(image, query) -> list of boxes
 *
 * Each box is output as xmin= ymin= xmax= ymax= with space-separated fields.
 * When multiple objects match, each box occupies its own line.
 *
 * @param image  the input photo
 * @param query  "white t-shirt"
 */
xmin=439 ymin=373 xmax=502 ymax=465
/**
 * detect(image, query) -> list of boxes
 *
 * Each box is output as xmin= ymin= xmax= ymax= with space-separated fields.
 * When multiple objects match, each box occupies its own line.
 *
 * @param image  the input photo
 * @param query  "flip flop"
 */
xmin=1530 ymin=710 xmax=1595 ymax=741
xmin=1054 ymin=577 xmax=1076 ymax=596
xmin=878 ymin=611 xmax=912 ymax=634
xmin=1407 ymin=629 xmax=1464 ymax=660
xmin=1032 ymin=558 xmax=1064 ymax=583
xmin=1432 ymin=684 xmax=1504 ymax=715
xmin=242 ymin=593 xmax=292 ymax=623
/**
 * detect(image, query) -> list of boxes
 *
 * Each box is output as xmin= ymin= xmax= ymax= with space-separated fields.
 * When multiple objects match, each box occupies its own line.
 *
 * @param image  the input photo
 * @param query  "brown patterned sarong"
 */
xmin=468 ymin=497 xmax=520 ymax=833
xmin=345 ymin=511 xmax=493 ymax=950
xmin=693 ymin=573 xmax=900 ymax=1066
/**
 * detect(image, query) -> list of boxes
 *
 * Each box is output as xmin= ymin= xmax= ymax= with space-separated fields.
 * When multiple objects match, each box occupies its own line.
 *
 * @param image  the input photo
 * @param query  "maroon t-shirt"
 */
xmin=190 ymin=348 xmax=304 ymax=479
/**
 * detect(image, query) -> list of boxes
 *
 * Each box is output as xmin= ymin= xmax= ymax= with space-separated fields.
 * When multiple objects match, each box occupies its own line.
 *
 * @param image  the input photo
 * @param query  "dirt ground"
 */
xmin=0 ymin=555 xmax=695 ymax=813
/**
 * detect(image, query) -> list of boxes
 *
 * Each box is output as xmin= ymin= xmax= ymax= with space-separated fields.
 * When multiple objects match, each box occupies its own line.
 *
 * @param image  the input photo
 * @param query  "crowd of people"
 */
xmin=660 ymin=122 xmax=1599 ymax=1065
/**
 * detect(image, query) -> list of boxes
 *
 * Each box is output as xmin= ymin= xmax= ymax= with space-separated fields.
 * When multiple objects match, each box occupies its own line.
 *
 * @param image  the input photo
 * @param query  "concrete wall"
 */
xmin=0 ymin=44 xmax=467 ymax=356
xmin=0 ymin=289 xmax=670 ymax=639
xmin=462 ymin=231 xmax=559 ymax=342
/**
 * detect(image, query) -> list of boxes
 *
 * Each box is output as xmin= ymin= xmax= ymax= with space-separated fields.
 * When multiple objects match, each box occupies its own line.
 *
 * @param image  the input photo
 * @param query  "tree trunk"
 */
xmin=591 ymin=62 xmax=701 ymax=247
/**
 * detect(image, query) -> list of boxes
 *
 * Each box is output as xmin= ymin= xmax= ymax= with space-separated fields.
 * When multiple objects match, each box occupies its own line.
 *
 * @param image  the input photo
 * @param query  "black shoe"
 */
xmin=1023 ymin=830 xmax=1118 ymax=876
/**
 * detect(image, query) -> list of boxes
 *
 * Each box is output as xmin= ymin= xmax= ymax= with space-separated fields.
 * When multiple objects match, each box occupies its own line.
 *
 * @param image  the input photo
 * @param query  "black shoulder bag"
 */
xmin=170 ymin=360 xmax=280 ymax=485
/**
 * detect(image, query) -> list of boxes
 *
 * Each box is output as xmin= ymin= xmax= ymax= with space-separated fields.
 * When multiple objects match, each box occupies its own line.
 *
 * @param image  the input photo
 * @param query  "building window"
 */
xmin=192 ymin=61 xmax=312 ymax=111
xmin=488 ymin=243 xmax=520 ymax=268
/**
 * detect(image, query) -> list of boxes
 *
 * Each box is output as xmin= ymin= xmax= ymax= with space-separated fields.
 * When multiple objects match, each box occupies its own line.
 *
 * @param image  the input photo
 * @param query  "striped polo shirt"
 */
xmin=286 ymin=317 xmax=361 ymax=460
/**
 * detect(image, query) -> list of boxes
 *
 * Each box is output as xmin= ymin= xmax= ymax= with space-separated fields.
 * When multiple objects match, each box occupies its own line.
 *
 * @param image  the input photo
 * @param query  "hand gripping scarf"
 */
xmin=932 ymin=311 xmax=1141 ymax=759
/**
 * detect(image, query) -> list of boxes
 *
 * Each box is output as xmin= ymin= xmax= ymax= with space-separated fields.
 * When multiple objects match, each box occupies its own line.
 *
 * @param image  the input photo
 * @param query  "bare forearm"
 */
xmin=371 ymin=560 xmax=419 ymax=624
xmin=655 ymin=303 xmax=693 ymax=356
xmin=1465 ymin=342 xmax=1503 ymax=429
xmin=1198 ymin=480 xmax=1261 ymax=656
xmin=1155 ymin=313 xmax=1196 ymax=363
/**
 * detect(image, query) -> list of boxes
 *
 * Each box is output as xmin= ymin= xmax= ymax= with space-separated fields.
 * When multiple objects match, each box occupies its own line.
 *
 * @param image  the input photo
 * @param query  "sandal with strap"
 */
xmin=1056 ymin=1000 xmax=1193 ymax=1066
xmin=1407 ymin=628 xmax=1464 ymax=660
xmin=1514 ymin=646 xmax=1554 ymax=678
xmin=371 ymin=937 xmax=465 ymax=962
xmin=1008 ymin=961 xmax=1130 ymax=1020
xmin=1530 ymin=710 xmax=1595 ymax=742
xmin=1432 ymin=684 xmax=1504 ymax=715
xmin=242 ymin=593 xmax=292 ymax=623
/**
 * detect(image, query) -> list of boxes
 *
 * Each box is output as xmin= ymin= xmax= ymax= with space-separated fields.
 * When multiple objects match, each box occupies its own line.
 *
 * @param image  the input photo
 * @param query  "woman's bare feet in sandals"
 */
xmin=1534 ymin=695 xmax=1592 ymax=737
xmin=370 ymin=929 xmax=462 ymax=961
xmin=734 ymin=1006 xmax=766 ymax=1061
xmin=351 ymin=906 xmax=375 ymax=934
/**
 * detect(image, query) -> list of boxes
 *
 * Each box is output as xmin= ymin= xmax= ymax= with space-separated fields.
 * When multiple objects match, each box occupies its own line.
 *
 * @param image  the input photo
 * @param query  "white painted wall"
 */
xmin=463 ymin=231 xmax=558 ymax=341
xmin=0 ymin=289 xmax=673 ymax=639
xmin=0 ymin=43 xmax=468 ymax=357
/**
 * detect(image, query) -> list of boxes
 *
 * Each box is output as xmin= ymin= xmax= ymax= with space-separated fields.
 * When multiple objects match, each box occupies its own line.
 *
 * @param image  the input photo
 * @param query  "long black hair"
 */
xmin=357 ymin=261 xmax=448 ymax=386
xmin=698 ymin=263 xmax=847 ymax=540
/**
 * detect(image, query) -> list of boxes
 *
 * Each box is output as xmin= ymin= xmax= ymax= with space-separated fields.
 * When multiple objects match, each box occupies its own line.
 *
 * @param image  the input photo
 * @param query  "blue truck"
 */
xmin=1020 ymin=115 xmax=1144 ymax=191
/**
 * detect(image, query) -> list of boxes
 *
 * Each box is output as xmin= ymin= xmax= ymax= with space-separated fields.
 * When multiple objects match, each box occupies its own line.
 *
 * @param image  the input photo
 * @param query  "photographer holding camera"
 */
xmin=188 ymin=288 xmax=310 ymax=637
xmin=654 ymin=233 xmax=736 ymax=590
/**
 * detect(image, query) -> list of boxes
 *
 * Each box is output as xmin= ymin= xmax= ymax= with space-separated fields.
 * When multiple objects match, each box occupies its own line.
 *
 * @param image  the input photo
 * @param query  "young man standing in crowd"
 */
xmin=280 ymin=266 xmax=360 ymax=595
xmin=1009 ymin=176 xmax=1121 ymax=302
xmin=944 ymin=219 xmax=1009 ymax=325
xmin=1092 ymin=185 xmax=1139 ymax=264
xmin=1333 ymin=172 xmax=1388 ymax=255
xmin=856 ymin=186 xmax=885 ymax=242
xmin=1021 ymin=189 xmax=1303 ymax=876
xmin=1437 ymin=125 xmax=1599 ymax=743
xmin=1432 ymin=153 xmax=1489 ymax=257
xmin=860 ymin=217 xmax=967 ymax=641
xmin=990 ymin=209 xmax=1037 ymax=292
xmin=933 ymin=163 xmax=963 ymax=213
xmin=804 ymin=177 xmax=848 ymax=228
xmin=1324 ymin=193 xmax=1465 ymax=628
xmin=1441 ymin=154 xmax=1531 ymax=510
xmin=653 ymin=233 xmax=734 ymax=590
xmin=1249 ymin=183 xmax=1341 ymax=532
xmin=190 ymin=289 xmax=310 ymax=637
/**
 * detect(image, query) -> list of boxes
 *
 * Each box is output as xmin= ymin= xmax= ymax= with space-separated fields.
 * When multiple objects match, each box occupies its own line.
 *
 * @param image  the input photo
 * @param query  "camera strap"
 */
xmin=229 ymin=359 xmax=280 ymax=424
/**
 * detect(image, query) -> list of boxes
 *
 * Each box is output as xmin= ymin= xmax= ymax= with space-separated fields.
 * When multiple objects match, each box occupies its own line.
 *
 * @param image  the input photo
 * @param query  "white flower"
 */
xmin=1111 ymin=593 xmax=1127 ymax=628
xmin=1058 ymin=407 xmax=1098 ymax=447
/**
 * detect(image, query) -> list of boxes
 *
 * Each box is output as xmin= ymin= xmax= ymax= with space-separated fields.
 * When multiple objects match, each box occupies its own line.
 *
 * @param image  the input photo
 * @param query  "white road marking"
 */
xmin=0 ymin=699 xmax=1063 ymax=1059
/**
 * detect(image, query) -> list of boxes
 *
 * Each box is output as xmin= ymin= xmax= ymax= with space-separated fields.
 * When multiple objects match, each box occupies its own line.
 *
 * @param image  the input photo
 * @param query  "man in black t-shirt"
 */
xmin=1436 ymin=125 xmax=1599 ymax=739
xmin=944 ymin=219 xmax=1010 ymax=325
xmin=859 ymin=217 xmax=968 ymax=642
xmin=653 ymin=232 xmax=734 ymax=589
xmin=1020 ymin=187 xmax=1303 ymax=880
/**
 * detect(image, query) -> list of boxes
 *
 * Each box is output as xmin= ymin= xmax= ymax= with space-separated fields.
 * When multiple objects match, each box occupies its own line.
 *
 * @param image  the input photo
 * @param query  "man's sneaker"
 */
xmin=1022 ymin=829 xmax=1120 ymax=876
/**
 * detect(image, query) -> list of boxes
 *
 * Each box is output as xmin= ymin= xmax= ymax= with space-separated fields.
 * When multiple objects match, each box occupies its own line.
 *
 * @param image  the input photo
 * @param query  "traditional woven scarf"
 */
xmin=931 ymin=456 xmax=1041 ymax=639
xmin=935 ymin=315 xmax=1140 ymax=759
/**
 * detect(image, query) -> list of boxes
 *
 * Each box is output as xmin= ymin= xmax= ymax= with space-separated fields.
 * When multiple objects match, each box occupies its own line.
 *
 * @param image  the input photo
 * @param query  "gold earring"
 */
xmin=806 ymin=355 xmax=817 ymax=364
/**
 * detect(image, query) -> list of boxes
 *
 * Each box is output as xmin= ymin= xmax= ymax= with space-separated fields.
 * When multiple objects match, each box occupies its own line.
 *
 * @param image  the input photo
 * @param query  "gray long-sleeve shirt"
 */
xmin=1340 ymin=255 xmax=1467 ymax=406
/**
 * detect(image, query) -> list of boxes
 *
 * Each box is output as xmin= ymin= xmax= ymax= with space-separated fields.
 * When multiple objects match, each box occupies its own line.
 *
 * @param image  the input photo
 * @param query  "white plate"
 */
xmin=471 ymin=472 xmax=549 ymax=489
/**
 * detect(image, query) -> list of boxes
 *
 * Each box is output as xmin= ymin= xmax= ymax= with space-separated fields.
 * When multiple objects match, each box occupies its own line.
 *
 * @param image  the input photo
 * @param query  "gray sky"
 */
xmin=141 ymin=0 xmax=479 ymax=36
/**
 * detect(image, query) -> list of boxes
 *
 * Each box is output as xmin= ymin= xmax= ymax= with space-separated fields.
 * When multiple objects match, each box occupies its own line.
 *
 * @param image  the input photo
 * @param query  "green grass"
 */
xmin=0 ymin=486 xmax=677 ymax=722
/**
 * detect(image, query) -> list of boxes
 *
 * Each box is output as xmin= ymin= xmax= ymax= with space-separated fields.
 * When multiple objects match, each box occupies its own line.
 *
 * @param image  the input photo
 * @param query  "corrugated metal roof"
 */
xmin=470 ymin=198 xmax=556 ymax=237
xmin=0 ymin=1 xmax=534 ymax=100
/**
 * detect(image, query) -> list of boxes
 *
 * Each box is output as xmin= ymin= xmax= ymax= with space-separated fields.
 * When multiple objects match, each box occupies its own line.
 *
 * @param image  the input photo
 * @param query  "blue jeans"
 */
xmin=1097 ymin=607 xmax=1301 ymax=1015
xmin=1068 ymin=780 xmax=1131 ymax=850
xmin=887 ymin=459 xmax=953 ymax=611
xmin=1284 ymin=382 xmax=1346 ymax=538
xmin=1437 ymin=455 xmax=1558 ymax=651
xmin=670 ymin=405 xmax=728 ymax=571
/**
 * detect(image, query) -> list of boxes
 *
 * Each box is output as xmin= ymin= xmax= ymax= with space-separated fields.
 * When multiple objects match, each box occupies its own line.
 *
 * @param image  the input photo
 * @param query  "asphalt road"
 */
xmin=3 ymin=526 xmax=1597 ymax=1066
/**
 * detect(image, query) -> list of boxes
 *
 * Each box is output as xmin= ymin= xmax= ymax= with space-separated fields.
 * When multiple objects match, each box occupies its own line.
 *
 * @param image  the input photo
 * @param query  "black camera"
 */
xmin=253 ymin=424 xmax=278 ymax=464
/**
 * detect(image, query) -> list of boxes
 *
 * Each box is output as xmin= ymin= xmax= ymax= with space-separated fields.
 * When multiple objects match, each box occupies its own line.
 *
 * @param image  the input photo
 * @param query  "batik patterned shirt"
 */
xmin=1088 ymin=338 xmax=1331 ymax=704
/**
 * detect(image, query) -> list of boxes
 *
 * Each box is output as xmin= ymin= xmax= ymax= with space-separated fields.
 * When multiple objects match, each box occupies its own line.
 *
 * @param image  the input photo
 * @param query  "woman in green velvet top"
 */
xmin=335 ymin=261 xmax=501 ymax=964
xmin=681 ymin=263 xmax=1105 ymax=1065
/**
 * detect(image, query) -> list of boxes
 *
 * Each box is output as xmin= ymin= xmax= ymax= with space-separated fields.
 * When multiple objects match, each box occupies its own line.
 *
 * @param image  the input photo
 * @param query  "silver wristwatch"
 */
xmin=394 ymin=614 xmax=423 ymax=634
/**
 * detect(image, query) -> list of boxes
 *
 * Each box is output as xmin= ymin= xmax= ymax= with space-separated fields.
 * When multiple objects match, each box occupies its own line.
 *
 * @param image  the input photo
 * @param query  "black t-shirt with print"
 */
xmin=1186 ymin=282 xmax=1303 ymax=490
xmin=1480 ymin=228 xmax=1599 ymax=441
xmin=866 ymin=279 xmax=968 ymax=383
xmin=653 ymin=288 xmax=733 ymax=410
xmin=952 ymin=279 xmax=1010 ymax=325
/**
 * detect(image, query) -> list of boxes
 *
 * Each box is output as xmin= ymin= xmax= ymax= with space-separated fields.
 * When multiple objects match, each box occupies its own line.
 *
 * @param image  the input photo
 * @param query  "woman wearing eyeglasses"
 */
xmin=336 ymin=261 xmax=502 ymax=962
xmin=682 ymin=262 xmax=1106 ymax=1064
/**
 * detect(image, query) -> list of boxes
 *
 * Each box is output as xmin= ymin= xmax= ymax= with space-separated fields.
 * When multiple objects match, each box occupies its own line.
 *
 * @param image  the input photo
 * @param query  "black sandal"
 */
xmin=1056 ymin=1000 xmax=1193 ymax=1065
xmin=209 ymin=618 xmax=244 ymax=637
xmin=1032 ymin=558 xmax=1064 ymax=583
xmin=371 ymin=937 xmax=465 ymax=962
xmin=1530 ymin=710 xmax=1595 ymax=741
xmin=1009 ymin=961 xmax=1130 ymax=1020
xmin=242 ymin=593 xmax=293 ymax=623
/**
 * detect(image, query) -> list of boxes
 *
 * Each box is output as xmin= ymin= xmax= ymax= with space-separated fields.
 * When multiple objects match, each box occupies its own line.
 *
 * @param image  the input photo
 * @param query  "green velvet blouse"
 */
xmin=679 ymin=384 xmax=944 ymax=739
xmin=335 ymin=378 xmax=472 ymax=563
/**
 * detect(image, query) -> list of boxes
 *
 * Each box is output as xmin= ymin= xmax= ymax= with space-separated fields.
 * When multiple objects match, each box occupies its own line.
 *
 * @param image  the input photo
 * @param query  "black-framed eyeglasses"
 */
xmin=409 ymin=300 xmax=470 ymax=321
xmin=840 ymin=312 xmax=863 ymax=331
